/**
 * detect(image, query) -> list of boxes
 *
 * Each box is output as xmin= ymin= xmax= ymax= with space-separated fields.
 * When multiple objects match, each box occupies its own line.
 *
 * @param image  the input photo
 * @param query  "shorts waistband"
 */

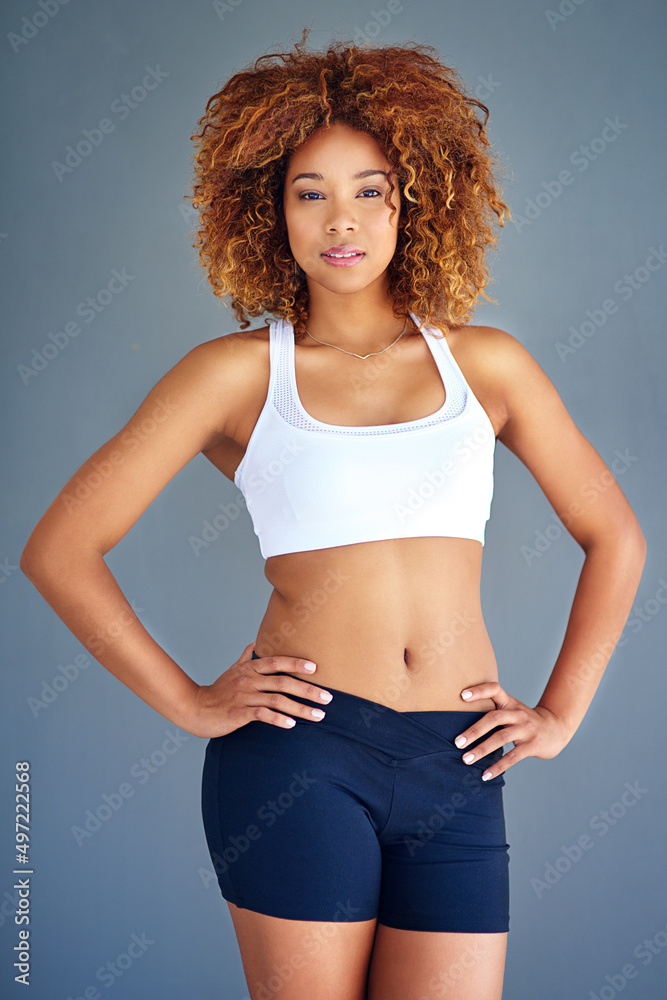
xmin=250 ymin=650 xmax=498 ymax=760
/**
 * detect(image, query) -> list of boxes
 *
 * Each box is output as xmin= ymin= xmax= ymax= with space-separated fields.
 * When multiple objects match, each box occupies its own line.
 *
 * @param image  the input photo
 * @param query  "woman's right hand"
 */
xmin=188 ymin=642 xmax=334 ymax=738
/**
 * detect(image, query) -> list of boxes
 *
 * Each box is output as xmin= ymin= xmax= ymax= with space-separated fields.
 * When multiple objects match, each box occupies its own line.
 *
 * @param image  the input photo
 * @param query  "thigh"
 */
xmin=201 ymin=719 xmax=390 ymax=922
xmin=377 ymin=747 xmax=510 ymax=934
xmin=228 ymin=901 xmax=377 ymax=1000
xmin=367 ymin=925 xmax=507 ymax=1000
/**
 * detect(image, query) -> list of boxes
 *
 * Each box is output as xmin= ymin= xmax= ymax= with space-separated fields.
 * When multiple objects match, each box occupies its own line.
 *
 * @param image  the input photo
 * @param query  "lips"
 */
xmin=320 ymin=249 xmax=365 ymax=268
xmin=321 ymin=245 xmax=364 ymax=258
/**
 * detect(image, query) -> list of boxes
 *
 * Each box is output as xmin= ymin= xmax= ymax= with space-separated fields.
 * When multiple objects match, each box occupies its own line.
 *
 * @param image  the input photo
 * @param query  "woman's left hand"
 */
xmin=454 ymin=682 xmax=573 ymax=780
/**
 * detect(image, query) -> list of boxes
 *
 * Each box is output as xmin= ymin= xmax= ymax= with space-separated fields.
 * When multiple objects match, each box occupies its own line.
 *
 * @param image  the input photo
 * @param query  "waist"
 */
xmin=253 ymin=538 xmax=498 ymax=712
xmin=249 ymin=651 xmax=504 ymax=759
xmin=250 ymin=636 xmax=498 ymax=712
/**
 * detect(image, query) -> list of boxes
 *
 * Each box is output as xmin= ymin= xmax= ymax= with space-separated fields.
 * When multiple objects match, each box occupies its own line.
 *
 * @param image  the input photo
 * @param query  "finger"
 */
xmin=253 ymin=672 xmax=333 ymax=706
xmin=248 ymin=674 xmax=333 ymax=718
xmin=251 ymin=652 xmax=318 ymax=675
xmin=480 ymin=745 xmax=526 ymax=781
xmin=454 ymin=708 xmax=527 ymax=749
xmin=460 ymin=681 xmax=517 ymax=708
xmin=247 ymin=704 xmax=298 ymax=729
xmin=247 ymin=690 xmax=329 ymax=725
xmin=461 ymin=741 xmax=507 ymax=768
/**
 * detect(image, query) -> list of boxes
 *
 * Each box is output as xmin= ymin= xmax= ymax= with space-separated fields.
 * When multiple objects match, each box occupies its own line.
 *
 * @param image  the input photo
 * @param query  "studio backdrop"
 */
xmin=1 ymin=1 xmax=666 ymax=998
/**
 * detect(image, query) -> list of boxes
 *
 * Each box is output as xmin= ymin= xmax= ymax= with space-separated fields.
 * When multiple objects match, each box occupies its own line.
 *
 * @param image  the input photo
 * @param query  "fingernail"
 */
xmin=482 ymin=771 xmax=493 ymax=781
xmin=462 ymin=752 xmax=475 ymax=764
xmin=311 ymin=708 xmax=326 ymax=720
xmin=461 ymin=689 xmax=472 ymax=700
xmin=319 ymin=691 xmax=333 ymax=702
xmin=304 ymin=661 xmax=316 ymax=672
xmin=454 ymin=736 xmax=467 ymax=748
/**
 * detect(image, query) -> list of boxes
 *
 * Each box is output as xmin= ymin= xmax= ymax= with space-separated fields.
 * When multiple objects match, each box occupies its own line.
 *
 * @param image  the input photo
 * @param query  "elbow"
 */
xmin=633 ymin=526 xmax=648 ymax=581
xmin=20 ymin=534 xmax=51 ymax=584
xmin=20 ymin=531 xmax=37 ymax=579
xmin=634 ymin=521 xmax=648 ymax=564
xmin=584 ymin=510 xmax=647 ymax=570
xmin=619 ymin=511 xmax=647 ymax=567
xmin=20 ymin=528 xmax=72 ymax=584
xmin=21 ymin=526 xmax=104 ymax=583
xmin=617 ymin=520 xmax=647 ymax=596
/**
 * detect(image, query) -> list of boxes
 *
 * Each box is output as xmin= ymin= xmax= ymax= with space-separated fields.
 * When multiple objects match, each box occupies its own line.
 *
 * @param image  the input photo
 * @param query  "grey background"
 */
xmin=1 ymin=0 xmax=666 ymax=997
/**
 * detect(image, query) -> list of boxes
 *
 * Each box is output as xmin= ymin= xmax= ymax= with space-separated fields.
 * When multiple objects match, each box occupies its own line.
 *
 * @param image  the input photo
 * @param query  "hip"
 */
xmin=206 ymin=655 xmax=508 ymax=827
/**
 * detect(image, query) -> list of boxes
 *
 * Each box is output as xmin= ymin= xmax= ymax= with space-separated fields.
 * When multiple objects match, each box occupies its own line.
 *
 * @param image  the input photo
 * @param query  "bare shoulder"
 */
xmin=450 ymin=323 xmax=643 ymax=544
xmin=183 ymin=324 xmax=270 ymax=428
xmin=192 ymin=324 xmax=270 ymax=378
xmin=443 ymin=324 xmax=537 ymax=438
xmin=444 ymin=323 xmax=532 ymax=377
xmin=446 ymin=323 xmax=579 ymax=440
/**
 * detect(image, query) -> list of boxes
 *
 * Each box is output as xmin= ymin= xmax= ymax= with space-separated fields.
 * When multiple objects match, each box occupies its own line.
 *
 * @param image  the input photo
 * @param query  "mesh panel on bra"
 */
xmin=273 ymin=326 xmax=468 ymax=435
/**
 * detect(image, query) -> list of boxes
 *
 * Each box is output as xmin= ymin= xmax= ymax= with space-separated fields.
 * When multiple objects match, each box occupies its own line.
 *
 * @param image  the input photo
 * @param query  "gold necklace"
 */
xmin=303 ymin=317 xmax=408 ymax=360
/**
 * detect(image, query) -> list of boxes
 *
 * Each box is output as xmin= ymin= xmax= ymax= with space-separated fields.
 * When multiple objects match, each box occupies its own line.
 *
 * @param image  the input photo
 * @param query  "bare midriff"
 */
xmin=253 ymin=535 xmax=498 ymax=713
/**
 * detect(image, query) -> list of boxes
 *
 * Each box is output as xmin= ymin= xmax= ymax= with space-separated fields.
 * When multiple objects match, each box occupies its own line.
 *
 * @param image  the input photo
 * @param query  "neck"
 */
xmin=302 ymin=298 xmax=413 ymax=353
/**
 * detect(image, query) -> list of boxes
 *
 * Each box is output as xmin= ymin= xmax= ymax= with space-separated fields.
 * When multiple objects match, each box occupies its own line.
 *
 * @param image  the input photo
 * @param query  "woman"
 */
xmin=21 ymin=32 xmax=646 ymax=1000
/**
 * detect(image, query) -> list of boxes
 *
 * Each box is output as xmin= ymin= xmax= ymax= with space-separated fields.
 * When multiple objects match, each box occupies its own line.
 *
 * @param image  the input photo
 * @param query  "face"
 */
xmin=282 ymin=121 xmax=401 ymax=295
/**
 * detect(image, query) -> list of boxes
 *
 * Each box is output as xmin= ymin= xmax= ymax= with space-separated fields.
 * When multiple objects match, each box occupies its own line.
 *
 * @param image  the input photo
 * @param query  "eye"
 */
xmin=297 ymin=188 xmax=383 ymax=201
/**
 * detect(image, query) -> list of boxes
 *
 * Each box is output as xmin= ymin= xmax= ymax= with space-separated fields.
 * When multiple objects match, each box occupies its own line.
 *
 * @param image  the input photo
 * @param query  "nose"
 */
xmin=324 ymin=196 xmax=358 ymax=234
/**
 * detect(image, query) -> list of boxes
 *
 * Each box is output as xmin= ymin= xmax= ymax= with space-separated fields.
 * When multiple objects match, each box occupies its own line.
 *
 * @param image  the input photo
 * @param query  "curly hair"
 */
xmin=188 ymin=26 xmax=511 ymax=341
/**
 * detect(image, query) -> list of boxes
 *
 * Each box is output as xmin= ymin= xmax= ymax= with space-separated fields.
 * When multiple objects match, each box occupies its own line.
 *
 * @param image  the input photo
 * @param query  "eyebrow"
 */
xmin=291 ymin=169 xmax=390 ymax=184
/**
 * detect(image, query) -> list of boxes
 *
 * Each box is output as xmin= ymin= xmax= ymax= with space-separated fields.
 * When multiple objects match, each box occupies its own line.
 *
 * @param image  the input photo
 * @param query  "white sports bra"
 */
xmin=233 ymin=311 xmax=495 ymax=558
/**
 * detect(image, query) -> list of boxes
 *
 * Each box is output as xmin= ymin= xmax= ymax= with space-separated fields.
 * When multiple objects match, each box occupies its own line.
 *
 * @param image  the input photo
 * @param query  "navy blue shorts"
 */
xmin=201 ymin=651 xmax=510 ymax=933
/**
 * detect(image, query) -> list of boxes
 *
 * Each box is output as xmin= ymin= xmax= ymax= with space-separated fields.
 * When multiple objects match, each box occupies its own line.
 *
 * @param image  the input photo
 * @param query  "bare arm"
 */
xmin=20 ymin=339 xmax=235 ymax=731
xmin=20 ymin=334 xmax=328 ymax=737
xmin=454 ymin=328 xmax=646 ymax=772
